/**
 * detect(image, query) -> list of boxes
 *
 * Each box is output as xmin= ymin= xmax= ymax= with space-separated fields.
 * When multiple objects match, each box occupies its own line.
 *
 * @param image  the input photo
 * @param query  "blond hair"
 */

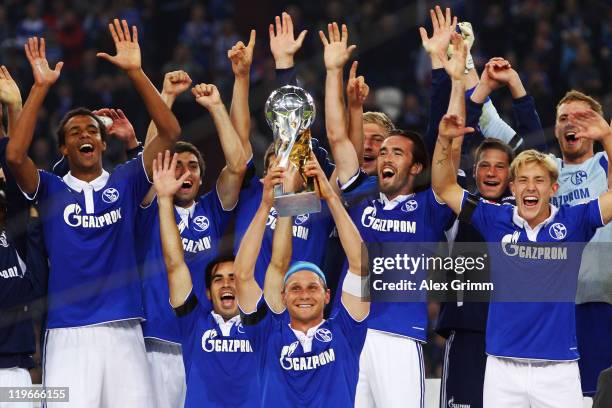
xmin=510 ymin=150 xmax=559 ymax=183
xmin=556 ymin=90 xmax=603 ymax=117
xmin=363 ymin=111 xmax=394 ymax=136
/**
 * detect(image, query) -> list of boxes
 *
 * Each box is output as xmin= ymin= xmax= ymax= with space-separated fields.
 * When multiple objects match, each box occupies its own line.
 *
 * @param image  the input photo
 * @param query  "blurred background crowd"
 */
xmin=0 ymin=0 xmax=610 ymax=378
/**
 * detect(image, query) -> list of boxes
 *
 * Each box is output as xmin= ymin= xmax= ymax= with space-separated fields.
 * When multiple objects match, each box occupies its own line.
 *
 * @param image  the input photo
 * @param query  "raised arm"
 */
xmin=0 ymin=66 xmax=23 ymax=137
xmin=228 ymin=30 xmax=255 ymax=159
xmin=192 ymin=83 xmax=246 ymax=210
xmin=96 ymin=19 xmax=181 ymax=177
xmin=153 ymin=151 xmax=193 ymax=307
xmin=235 ymin=166 xmax=284 ymax=313
xmin=320 ymin=23 xmax=359 ymax=185
xmin=270 ymin=12 xmax=307 ymax=70
xmin=263 ymin=211 xmax=292 ymax=313
xmin=304 ymin=154 xmax=369 ymax=321
xmin=346 ymin=61 xmax=369 ymax=167
xmin=7 ymin=37 xmax=63 ymax=195
xmin=432 ymin=34 xmax=474 ymax=214
xmin=144 ymin=70 xmax=192 ymax=146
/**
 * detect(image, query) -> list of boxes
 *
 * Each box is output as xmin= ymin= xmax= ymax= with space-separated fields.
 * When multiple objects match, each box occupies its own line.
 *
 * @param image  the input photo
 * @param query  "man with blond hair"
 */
xmin=431 ymin=51 xmax=612 ymax=405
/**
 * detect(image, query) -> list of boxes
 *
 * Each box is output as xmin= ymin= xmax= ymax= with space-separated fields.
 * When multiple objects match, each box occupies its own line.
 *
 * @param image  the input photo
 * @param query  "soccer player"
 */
xmin=6 ymin=20 xmax=181 ymax=406
xmin=550 ymin=90 xmax=612 ymax=398
xmin=322 ymin=21 xmax=456 ymax=407
xmin=152 ymin=150 xmax=277 ymax=407
xmin=138 ymin=77 xmax=247 ymax=407
xmin=235 ymin=154 xmax=369 ymax=407
xmin=431 ymin=32 xmax=612 ymax=408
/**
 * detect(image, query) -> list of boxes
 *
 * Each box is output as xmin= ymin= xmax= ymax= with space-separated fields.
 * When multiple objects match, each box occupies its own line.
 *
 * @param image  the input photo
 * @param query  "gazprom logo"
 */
xmin=280 ymin=341 xmax=300 ymax=369
xmin=361 ymin=206 xmax=377 ymax=227
xmin=64 ymin=204 xmax=83 ymax=227
xmin=192 ymin=216 xmax=210 ymax=232
xmin=202 ymin=329 xmax=218 ymax=352
xmin=101 ymin=188 xmax=119 ymax=203
xmin=501 ymin=231 xmax=521 ymax=256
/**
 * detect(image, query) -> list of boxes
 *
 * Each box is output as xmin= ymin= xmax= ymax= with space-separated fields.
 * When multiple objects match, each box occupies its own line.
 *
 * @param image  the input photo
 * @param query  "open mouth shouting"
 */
xmin=381 ymin=166 xmax=396 ymax=181
xmin=564 ymin=130 xmax=578 ymax=146
xmin=219 ymin=290 xmax=235 ymax=308
xmin=522 ymin=195 xmax=539 ymax=208
xmin=78 ymin=143 xmax=95 ymax=158
xmin=363 ymin=154 xmax=376 ymax=164
xmin=482 ymin=179 xmax=501 ymax=187
xmin=179 ymin=179 xmax=193 ymax=193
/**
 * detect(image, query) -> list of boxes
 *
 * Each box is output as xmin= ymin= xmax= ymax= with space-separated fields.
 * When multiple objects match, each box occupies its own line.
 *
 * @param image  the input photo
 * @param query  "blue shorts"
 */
xmin=440 ymin=330 xmax=487 ymax=408
xmin=576 ymin=302 xmax=612 ymax=396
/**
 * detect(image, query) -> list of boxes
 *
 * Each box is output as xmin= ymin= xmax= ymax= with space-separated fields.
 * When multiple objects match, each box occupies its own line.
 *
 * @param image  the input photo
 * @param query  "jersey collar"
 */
xmin=378 ymin=192 xmax=415 ymax=210
xmin=289 ymin=319 xmax=326 ymax=353
xmin=210 ymin=311 xmax=241 ymax=336
xmin=63 ymin=170 xmax=109 ymax=192
xmin=175 ymin=202 xmax=196 ymax=227
xmin=512 ymin=203 xmax=559 ymax=241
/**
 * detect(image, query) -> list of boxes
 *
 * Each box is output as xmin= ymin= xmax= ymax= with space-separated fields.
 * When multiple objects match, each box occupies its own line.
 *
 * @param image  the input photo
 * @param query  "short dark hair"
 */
xmin=205 ymin=255 xmax=236 ymax=289
xmin=387 ymin=129 xmax=429 ymax=170
xmin=474 ymin=138 xmax=515 ymax=165
xmin=175 ymin=141 xmax=206 ymax=179
xmin=56 ymin=107 xmax=108 ymax=147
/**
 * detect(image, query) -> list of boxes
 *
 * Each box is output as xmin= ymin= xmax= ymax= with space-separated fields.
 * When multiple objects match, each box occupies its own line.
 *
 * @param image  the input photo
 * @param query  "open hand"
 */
xmin=569 ymin=110 xmax=612 ymax=142
xmin=419 ymin=6 xmax=457 ymax=64
xmin=97 ymin=19 xmax=141 ymax=72
xmin=92 ymin=108 xmax=136 ymax=143
xmin=319 ymin=22 xmax=356 ymax=71
xmin=0 ymin=66 xmax=21 ymax=106
xmin=24 ymin=37 xmax=63 ymax=87
xmin=152 ymin=150 xmax=190 ymax=199
xmin=438 ymin=32 xmax=466 ymax=81
xmin=270 ymin=12 xmax=307 ymax=68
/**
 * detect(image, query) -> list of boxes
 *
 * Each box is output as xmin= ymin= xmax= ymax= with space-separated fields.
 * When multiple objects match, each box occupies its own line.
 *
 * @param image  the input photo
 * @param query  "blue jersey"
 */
xmin=28 ymin=156 xmax=151 ymax=328
xmin=464 ymin=192 xmax=603 ymax=360
xmin=241 ymin=298 xmax=367 ymax=407
xmin=137 ymin=189 xmax=232 ymax=343
xmin=344 ymin=181 xmax=454 ymax=340
xmin=234 ymin=173 xmax=334 ymax=285
xmin=553 ymin=152 xmax=612 ymax=304
xmin=175 ymin=292 xmax=259 ymax=407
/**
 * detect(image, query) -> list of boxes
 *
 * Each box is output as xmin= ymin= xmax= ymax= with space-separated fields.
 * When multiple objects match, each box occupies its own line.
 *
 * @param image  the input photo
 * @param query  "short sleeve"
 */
xmin=572 ymin=199 xmax=605 ymax=240
xmin=174 ymin=290 xmax=205 ymax=338
xmin=198 ymin=188 xmax=233 ymax=238
xmin=112 ymin=156 xmax=153 ymax=205
xmin=26 ymin=170 xmax=55 ymax=202
xmin=332 ymin=300 xmax=368 ymax=354
xmin=239 ymin=296 xmax=279 ymax=348
xmin=460 ymin=190 xmax=504 ymax=239
xmin=426 ymin=189 xmax=455 ymax=235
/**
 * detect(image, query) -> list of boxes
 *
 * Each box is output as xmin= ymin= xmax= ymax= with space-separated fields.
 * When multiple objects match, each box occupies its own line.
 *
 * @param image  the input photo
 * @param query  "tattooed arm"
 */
xmin=431 ymin=33 xmax=474 ymax=214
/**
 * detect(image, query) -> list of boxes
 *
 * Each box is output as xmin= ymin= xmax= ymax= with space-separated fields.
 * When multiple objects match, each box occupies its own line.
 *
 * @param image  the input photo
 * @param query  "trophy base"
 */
xmin=274 ymin=191 xmax=321 ymax=217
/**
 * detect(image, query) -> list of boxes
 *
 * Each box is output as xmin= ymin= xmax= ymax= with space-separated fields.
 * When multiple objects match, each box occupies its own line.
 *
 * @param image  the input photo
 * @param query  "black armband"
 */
xmin=458 ymin=193 xmax=479 ymax=224
xmin=126 ymin=142 xmax=144 ymax=160
xmin=173 ymin=292 xmax=199 ymax=317
xmin=240 ymin=301 xmax=268 ymax=326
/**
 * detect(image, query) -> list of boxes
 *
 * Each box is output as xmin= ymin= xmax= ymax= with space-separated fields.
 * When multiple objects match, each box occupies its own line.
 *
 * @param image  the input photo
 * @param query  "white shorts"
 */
xmin=355 ymin=329 xmax=425 ymax=408
xmin=43 ymin=320 xmax=155 ymax=407
xmin=145 ymin=339 xmax=186 ymax=408
xmin=483 ymin=355 xmax=583 ymax=408
xmin=0 ymin=367 xmax=33 ymax=408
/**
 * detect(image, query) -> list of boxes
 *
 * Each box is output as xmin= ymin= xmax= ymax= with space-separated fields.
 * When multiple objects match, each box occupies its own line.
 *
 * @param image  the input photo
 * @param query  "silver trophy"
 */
xmin=265 ymin=85 xmax=321 ymax=217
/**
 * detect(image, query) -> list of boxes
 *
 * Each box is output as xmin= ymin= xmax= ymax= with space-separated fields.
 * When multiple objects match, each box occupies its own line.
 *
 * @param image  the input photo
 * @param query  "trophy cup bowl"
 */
xmin=265 ymin=85 xmax=321 ymax=217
